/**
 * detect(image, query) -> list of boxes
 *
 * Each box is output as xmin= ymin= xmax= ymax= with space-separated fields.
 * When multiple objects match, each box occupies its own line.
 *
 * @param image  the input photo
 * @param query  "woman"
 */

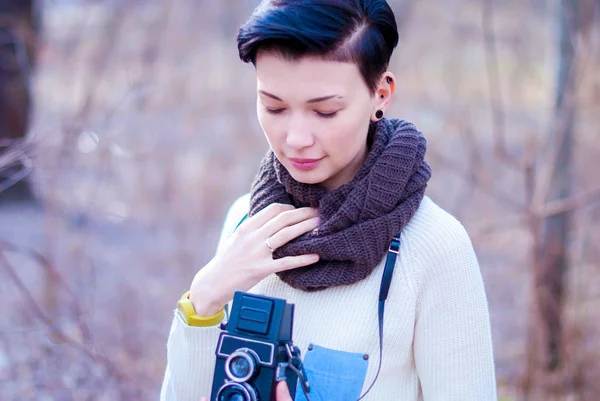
xmin=161 ymin=0 xmax=497 ymax=400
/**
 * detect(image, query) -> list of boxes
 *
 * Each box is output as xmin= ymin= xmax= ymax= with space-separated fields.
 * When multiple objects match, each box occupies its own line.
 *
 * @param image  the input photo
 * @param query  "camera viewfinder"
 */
xmin=236 ymin=295 xmax=273 ymax=335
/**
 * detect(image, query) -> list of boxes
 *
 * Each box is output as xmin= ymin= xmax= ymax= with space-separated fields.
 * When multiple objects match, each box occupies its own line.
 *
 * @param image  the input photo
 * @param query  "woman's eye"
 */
xmin=266 ymin=107 xmax=285 ymax=115
xmin=315 ymin=110 xmax=338 ymax=118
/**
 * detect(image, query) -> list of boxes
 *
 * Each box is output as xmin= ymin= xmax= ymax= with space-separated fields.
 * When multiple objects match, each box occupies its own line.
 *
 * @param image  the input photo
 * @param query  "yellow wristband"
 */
xmin=177 ymin=291 xmax=224 ymax=327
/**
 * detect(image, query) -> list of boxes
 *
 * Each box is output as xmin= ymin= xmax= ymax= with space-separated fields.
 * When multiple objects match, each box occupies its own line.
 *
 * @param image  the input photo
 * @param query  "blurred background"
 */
xmin=0 ymin=0 xmax=598 ymax=400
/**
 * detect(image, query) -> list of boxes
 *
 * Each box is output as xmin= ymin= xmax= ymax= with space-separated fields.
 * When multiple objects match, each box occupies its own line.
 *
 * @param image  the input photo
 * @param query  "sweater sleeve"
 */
xmin=412 ymin=214 xmax=497 ymax=400
xmin=160 ymin=194 xmax=250 ymax=401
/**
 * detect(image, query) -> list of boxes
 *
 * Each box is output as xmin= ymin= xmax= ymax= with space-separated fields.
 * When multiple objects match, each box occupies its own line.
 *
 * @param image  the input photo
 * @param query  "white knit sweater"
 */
xmin=160 ymin=195 xmax=497 ymax=400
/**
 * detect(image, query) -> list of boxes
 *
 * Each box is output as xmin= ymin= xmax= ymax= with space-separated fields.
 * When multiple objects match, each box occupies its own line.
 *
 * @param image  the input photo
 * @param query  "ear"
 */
xmin=371 ymin=72 xmax=397 ymax=122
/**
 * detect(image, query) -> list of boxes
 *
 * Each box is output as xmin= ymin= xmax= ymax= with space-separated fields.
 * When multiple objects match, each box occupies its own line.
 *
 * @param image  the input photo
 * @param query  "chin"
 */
xmin=290 ymin=172 xmax=327 ymax=185
xmin=286 ymin=167 xmax=330 ymax=185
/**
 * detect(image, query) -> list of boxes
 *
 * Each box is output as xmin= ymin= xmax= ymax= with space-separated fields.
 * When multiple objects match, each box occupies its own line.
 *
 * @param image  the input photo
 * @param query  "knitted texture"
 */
xmin=249 ymin=118 xmax=432 ymax=291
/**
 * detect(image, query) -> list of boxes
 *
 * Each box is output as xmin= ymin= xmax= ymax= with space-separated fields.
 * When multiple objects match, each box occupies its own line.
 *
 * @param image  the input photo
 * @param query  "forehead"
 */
xmin=255 ymin=50 xmax=366 ymax=98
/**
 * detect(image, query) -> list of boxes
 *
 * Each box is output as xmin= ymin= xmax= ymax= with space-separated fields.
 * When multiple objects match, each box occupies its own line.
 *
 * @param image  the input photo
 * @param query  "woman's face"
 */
xmin=255 ymin=51 xmax=391 ymax=190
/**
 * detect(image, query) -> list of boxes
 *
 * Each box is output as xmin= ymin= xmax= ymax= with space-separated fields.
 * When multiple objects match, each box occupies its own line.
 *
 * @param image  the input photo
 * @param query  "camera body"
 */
xmin=211 ymin=291 xmax=300 ymax=401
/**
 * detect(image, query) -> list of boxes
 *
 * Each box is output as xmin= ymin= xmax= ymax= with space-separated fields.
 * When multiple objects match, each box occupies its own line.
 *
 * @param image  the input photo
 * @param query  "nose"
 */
xmin=286 ymin=115 xmax=314 ymax=149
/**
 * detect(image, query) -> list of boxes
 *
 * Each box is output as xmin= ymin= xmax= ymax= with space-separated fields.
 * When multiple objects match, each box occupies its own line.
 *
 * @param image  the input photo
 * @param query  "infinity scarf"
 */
xmin=249 ymin=118 xmax=432 ymax=291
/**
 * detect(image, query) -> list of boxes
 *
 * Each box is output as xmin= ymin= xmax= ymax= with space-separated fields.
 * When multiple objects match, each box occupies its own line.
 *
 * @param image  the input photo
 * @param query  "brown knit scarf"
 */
xmin=249 ymin=118 xmax=432 ymax=292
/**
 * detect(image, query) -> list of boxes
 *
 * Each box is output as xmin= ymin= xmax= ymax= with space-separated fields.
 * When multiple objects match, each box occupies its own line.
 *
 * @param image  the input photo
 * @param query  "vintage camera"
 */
xmin=210 ymin=291 xmax=308 ymax=401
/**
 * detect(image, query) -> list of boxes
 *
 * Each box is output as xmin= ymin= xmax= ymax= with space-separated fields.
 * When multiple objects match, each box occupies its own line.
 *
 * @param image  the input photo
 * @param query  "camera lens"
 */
xmin=220 ymin=392 xmax=245 ymax=401
xmin=217 ymin=382 xmax=257 ymax=401
xmin=225 ymin=349 xmax=258 ymax=382
xmin=230 ymin=355 xmax=251 ymax=378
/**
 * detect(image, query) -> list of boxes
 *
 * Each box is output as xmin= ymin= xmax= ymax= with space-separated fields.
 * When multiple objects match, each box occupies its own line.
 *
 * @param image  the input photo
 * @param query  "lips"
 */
xmin=288 ymin=157 xmax=324 ymax=171
xmin=289 ymin=158 xmax=322 ymax=163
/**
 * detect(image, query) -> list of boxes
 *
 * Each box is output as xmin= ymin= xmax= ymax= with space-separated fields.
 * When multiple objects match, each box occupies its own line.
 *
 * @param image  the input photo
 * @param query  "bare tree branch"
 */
xmin=482 ymin=0 xmax=529 ymax=171
xmin=531 ymin=27 xmax=593 ymax=210
xmin=0 ymin=240 xmax=131 ymax=384
xmin=532 ymin=186 xmax=600 ymax=217
xmin=428 ymin=148 xmax=525 ymax=210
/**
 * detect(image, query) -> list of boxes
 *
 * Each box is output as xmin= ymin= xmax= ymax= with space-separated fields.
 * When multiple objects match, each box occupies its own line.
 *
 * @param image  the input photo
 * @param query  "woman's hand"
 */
xmin=199 ymin=380 xmax=293 ymax=401
xmin=190 ymin=203 xmax=320 ymax=316
xmin=275 ymin=380 xmax=294 ymax=401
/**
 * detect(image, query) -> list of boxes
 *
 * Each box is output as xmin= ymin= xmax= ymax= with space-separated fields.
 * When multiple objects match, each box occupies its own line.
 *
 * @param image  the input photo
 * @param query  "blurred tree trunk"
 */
xmin=0 ymin=0 xmax=40 ymax=201
xmin=0 ymin=0 xmax=39 ymax=139
xmin=526 ymin=0 xmax=580 ymax=394
xmin=540 ymin=0 xmax=578 ymax=370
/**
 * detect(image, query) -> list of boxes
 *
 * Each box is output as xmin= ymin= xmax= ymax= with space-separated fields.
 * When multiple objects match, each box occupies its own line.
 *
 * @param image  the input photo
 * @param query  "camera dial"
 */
xmin=225 ymin=348 xmax=260 ymax=382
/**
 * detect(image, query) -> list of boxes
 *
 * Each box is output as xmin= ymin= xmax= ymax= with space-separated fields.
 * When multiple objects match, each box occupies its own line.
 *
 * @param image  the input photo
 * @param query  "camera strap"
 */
xmin=356 ymin=231 xmax=401 ymax=400
xmin=283 ymin=343 xmax=311 ymax=395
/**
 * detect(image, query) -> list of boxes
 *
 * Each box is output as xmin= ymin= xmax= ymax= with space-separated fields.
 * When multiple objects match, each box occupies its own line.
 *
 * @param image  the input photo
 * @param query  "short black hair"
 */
xmin=237 ymin=0 xmax=399 ymax=95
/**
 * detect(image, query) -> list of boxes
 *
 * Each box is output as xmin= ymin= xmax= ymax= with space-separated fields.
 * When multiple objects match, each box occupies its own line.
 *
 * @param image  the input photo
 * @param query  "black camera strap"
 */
xmin=356 ymin=231 xmax=401 ymax=400
xmin=283 ymin=343 xmax=311 ymax=395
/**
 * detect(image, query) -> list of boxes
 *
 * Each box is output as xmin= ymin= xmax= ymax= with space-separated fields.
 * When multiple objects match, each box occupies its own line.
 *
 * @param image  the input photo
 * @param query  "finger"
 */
xmin=273 ymin=254 xmax=320 ymax=273
xmin=200 ymin=398 xmax=208 ymax=401
xmin=260 ymin=207 xmax=319 ymax=239
xmin=268 ymin=216 xmax=320 ymax=250
xmin=242 ymin=203 xmax=296 ymax=231
xmin=276 ymin=380 xmax=293 ymax=401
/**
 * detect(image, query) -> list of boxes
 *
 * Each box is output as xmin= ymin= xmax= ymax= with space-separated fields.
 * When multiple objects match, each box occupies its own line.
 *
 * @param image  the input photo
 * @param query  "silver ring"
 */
xmin=265 ymin=237 xmax=274 ymax=253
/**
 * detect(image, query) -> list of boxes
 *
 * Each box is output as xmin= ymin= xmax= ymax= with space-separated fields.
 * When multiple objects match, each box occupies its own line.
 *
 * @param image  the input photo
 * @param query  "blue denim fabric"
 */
xmin=294 ymin=344 xmax=369 ymax=401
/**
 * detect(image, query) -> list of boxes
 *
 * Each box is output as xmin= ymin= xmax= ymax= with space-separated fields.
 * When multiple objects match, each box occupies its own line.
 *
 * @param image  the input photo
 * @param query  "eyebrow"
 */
xmin=258 ymin=90 xmax=341 ymax=104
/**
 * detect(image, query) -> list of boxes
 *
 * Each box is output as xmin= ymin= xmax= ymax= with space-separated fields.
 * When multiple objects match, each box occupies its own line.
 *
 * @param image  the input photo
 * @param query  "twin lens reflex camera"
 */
xmin=210 ymin=291 xmax=310 ymax=401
